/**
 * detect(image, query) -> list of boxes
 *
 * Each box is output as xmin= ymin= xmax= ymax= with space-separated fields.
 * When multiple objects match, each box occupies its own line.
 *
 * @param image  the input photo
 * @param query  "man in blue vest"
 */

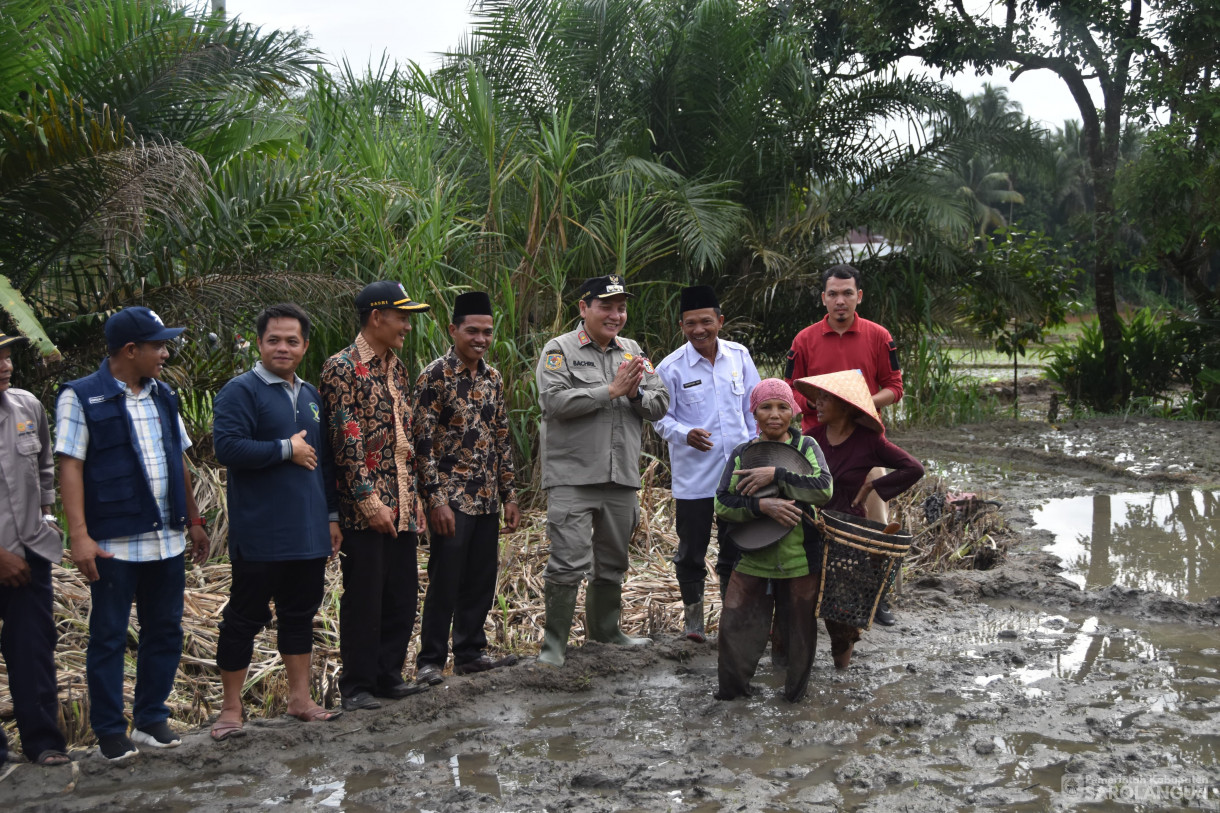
xmin=209 ymin=303 xmax=343 ymax=740
xmin=56 ymin=307 xmax=210 ymax=762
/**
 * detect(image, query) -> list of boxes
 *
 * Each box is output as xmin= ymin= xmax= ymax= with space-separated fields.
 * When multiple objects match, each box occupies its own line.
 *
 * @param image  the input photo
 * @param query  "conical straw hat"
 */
xmin=793 ymin=370 xmax=884 ymax=434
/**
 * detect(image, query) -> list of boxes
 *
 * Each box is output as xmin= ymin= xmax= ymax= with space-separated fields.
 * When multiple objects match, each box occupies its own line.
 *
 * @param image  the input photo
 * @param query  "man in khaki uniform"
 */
xmin=0 ymin=332 xmax=69 ymax=766
xmin=535 ymin=275 xmax=670 ymax=667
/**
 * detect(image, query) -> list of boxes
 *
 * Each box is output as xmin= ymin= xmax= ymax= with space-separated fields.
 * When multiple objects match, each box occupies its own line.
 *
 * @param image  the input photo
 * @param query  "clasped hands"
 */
xmin=734 ymin=465 xmax=801 ymax=528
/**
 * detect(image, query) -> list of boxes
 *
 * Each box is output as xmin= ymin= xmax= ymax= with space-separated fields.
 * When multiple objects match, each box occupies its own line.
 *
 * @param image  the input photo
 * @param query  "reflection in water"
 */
xmin=1033 ymin=489 xmax=1220 ymax=601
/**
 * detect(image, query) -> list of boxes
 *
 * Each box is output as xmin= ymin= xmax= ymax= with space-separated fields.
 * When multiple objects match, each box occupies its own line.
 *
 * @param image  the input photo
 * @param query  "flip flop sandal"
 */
xmin=292 ymin=707 xmax=343 ymax=723
xmin=210 ymin=718 xmax=246 ymax=742
xmin=36 ymin=750 xmax=71 ymax=766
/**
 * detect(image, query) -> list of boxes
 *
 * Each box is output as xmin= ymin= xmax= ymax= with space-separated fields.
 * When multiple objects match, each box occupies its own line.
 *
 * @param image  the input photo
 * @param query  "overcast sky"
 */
xmin=226 ymin=1 xmax=1093 ymax=132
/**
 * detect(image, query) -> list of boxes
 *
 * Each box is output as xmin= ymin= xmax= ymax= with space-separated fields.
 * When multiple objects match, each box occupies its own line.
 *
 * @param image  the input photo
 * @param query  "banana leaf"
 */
xmin=0 ymin=276 xmax=62 ymax=361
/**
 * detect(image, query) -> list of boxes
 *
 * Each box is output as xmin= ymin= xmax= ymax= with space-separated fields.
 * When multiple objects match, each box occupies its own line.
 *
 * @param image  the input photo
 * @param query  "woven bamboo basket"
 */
xmin=815 ymin=510 xmax=912 ymax=630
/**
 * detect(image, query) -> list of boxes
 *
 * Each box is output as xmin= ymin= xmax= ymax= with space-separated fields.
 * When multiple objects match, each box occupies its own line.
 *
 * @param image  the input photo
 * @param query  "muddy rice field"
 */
xmin=5 ymin=416 xmax=1220 ymax=812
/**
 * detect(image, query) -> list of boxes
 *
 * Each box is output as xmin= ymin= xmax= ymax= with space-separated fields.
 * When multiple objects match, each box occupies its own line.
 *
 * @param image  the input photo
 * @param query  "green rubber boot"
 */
xmin=538 ymin=582 xmax=579 ymax=668
xmin=585 ymin=580 xmax=651 ymax=646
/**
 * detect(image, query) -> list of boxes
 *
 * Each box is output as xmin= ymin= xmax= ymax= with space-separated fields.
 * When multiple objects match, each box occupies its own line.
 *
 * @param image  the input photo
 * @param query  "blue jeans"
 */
xmin=87 ymin=554 xmax=185 ymax=736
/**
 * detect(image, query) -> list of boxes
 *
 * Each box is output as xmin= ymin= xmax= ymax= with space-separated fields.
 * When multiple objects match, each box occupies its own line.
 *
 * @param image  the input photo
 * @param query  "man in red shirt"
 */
xmin=784 ymin=264 xmax=902 ymax=433
xmin=784 ymin=263 xmax=903 ymax=625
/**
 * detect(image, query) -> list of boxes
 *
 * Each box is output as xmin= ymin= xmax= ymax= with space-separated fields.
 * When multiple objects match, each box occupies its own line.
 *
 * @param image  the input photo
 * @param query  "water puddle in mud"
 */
xmin=1033 ymin=489 xmax=1220 ymax=601
xmin=232 ymin=607 xmax=1217 ymax=811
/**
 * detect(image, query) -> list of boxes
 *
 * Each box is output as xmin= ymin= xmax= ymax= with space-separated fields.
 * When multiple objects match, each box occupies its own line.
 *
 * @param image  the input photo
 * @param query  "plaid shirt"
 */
xmin=412 ymin=348 xmax=516 ymax=516
xmin=54 ymin=385 xmax=192 ymax=562
xmin=320 ymin=334 xmax=420 ymax=532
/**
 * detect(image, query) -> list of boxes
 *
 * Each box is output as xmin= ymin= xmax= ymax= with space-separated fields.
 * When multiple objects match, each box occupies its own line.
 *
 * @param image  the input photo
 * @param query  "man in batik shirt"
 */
xmin=321 ymin=281 xmax=431 ymax=711
xmin=412 ymin=292 xmax=521 ymax=686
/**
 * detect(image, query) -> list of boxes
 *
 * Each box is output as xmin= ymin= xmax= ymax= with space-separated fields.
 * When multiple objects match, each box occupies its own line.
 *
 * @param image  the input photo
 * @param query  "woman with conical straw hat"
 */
xmin=792 ymin=370 xmax=924 ymax=667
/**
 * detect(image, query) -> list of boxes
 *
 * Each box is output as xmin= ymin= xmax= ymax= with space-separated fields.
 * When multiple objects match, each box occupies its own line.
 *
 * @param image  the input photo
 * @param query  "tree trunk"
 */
xmin=1090 ymin=167 xmax=1127 ymax=407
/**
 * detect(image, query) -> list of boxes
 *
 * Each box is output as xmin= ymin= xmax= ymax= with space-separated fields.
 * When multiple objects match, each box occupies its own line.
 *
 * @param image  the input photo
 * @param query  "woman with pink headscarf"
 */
xmin=713 ymin=379 xmax=833 ymax=702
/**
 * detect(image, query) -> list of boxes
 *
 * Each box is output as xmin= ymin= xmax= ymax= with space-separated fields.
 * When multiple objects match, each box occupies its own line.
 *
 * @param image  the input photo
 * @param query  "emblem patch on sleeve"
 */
xmin=545 ymin=353 xmax=564 ymax=371
xmin=642 ymin=358 xmax=655 ymax=374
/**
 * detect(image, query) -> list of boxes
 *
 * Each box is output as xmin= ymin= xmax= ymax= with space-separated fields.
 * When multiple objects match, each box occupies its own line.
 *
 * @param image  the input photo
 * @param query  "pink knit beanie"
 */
xmin=749 ymin=378 xmax=800 ymax=416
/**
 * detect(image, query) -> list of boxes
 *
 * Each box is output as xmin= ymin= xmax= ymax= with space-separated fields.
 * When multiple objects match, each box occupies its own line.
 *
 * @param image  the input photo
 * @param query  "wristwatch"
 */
xmin=42 ymin=514 xmax=58 ymax=524
xmin=187 ymin=516 xmax=207 ymax=528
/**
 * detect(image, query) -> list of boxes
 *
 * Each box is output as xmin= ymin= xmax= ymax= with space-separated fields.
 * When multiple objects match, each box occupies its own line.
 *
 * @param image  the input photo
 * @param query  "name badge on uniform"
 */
xmin=682 ymin=380 xmax=702 ymax=389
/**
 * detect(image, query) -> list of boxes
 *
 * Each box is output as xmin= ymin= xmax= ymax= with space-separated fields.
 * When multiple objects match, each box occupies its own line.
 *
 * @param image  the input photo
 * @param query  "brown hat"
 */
xmin=793 ymin=370 xmax=884 ymax=434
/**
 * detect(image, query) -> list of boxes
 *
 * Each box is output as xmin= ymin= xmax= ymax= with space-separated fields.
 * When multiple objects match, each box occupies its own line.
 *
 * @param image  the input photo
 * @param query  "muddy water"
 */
xmin=123 ymin=607 xmax=1214 ymax=813
xmin=1033 ymin=490 xmax=1220 ymax=602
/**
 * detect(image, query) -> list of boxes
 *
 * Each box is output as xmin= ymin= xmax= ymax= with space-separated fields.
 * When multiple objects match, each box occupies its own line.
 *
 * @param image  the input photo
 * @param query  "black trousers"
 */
xmin=717 ymin=571 xmax=819 ymax=703
xmin=216 ymin=554 xmax=327 ymax=672
xmin=416 ymin=510 xmax=500 ymax=669
xmin=338 ymin=528 xmax=418 ymax=696
xmin=0 ymin=552 xmax=66 ymax=761
xmin=673 ymin=497 xmax=739 ymax=604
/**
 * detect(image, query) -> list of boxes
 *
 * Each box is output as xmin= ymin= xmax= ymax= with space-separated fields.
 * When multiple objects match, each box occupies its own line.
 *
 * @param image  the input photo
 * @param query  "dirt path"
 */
xmin=6 ymin=417 xmax=1220 ymax=812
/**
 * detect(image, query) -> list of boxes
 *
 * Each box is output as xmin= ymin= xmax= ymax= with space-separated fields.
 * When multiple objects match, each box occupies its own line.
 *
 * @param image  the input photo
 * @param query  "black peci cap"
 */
xmin=679 ymin=285 xmax=719 ymax=314
xmin=452 ymin=291 xmax=493 ymax=322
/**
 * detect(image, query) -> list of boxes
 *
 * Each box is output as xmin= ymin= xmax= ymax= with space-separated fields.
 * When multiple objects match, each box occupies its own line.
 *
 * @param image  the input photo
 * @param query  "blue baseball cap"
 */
xmin=104 ymin=307 xmax=186 ymax=350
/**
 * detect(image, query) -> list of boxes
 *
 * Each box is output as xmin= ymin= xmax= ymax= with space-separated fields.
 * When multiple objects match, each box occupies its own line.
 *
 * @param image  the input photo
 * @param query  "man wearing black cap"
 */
xmin=56 ymin=307 xmax=211 ymax=761
xmin=0 ymin=332 xmax=70 ymax=766
xmin=655 ymin=286 xmax=761 ymax=641
xmin=534 ymin=275 xmax=670 ymax=667
xmin=411 ymin=292 xmax=521 ymax=686
xmin=320 ymin=281 xmax=432 ymax=711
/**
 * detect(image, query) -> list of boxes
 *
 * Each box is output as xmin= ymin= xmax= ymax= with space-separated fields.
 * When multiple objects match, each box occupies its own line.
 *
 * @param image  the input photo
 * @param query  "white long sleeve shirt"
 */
xmin=654 ymin=339 xmax=761 ymax=499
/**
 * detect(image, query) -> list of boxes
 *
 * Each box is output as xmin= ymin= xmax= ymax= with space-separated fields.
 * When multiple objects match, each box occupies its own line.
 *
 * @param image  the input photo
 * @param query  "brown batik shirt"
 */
xmin=321 ymin=333 xmax=420 ymax=533
xmin=412 ymin=348 xmax=516 ymax=516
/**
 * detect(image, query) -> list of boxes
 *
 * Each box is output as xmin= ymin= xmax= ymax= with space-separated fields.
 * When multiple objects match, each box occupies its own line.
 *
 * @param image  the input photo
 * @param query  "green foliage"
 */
xmin=1044 ymin=309 xmax=1206 ymax=412
xmin=897 ymin=335 xmax=998 ymax=427
xmin=960 ymin=230 xmax=1079 ymax=412
xmin=1115 ymin=121 xmax=1220 ymax=319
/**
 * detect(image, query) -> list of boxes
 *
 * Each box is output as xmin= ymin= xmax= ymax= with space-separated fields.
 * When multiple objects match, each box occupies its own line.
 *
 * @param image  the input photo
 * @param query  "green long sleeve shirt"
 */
xmin=714 ymin=430 xmax=833 ymax=579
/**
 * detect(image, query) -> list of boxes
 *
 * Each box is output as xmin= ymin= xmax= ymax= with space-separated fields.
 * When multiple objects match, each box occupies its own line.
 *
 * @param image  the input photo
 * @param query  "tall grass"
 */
xmin=895 ymin=335 xmax=999 ymax=427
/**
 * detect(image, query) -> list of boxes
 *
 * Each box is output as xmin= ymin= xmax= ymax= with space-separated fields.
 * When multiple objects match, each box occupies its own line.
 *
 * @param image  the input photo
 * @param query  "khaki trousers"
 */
xmin=544 ymin=484 xmax=639 ymax=587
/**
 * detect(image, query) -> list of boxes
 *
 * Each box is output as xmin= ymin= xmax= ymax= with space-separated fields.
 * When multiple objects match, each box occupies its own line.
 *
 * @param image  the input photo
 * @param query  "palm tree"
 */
xmin=0 ymin=0 xmax=340 ymax=373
